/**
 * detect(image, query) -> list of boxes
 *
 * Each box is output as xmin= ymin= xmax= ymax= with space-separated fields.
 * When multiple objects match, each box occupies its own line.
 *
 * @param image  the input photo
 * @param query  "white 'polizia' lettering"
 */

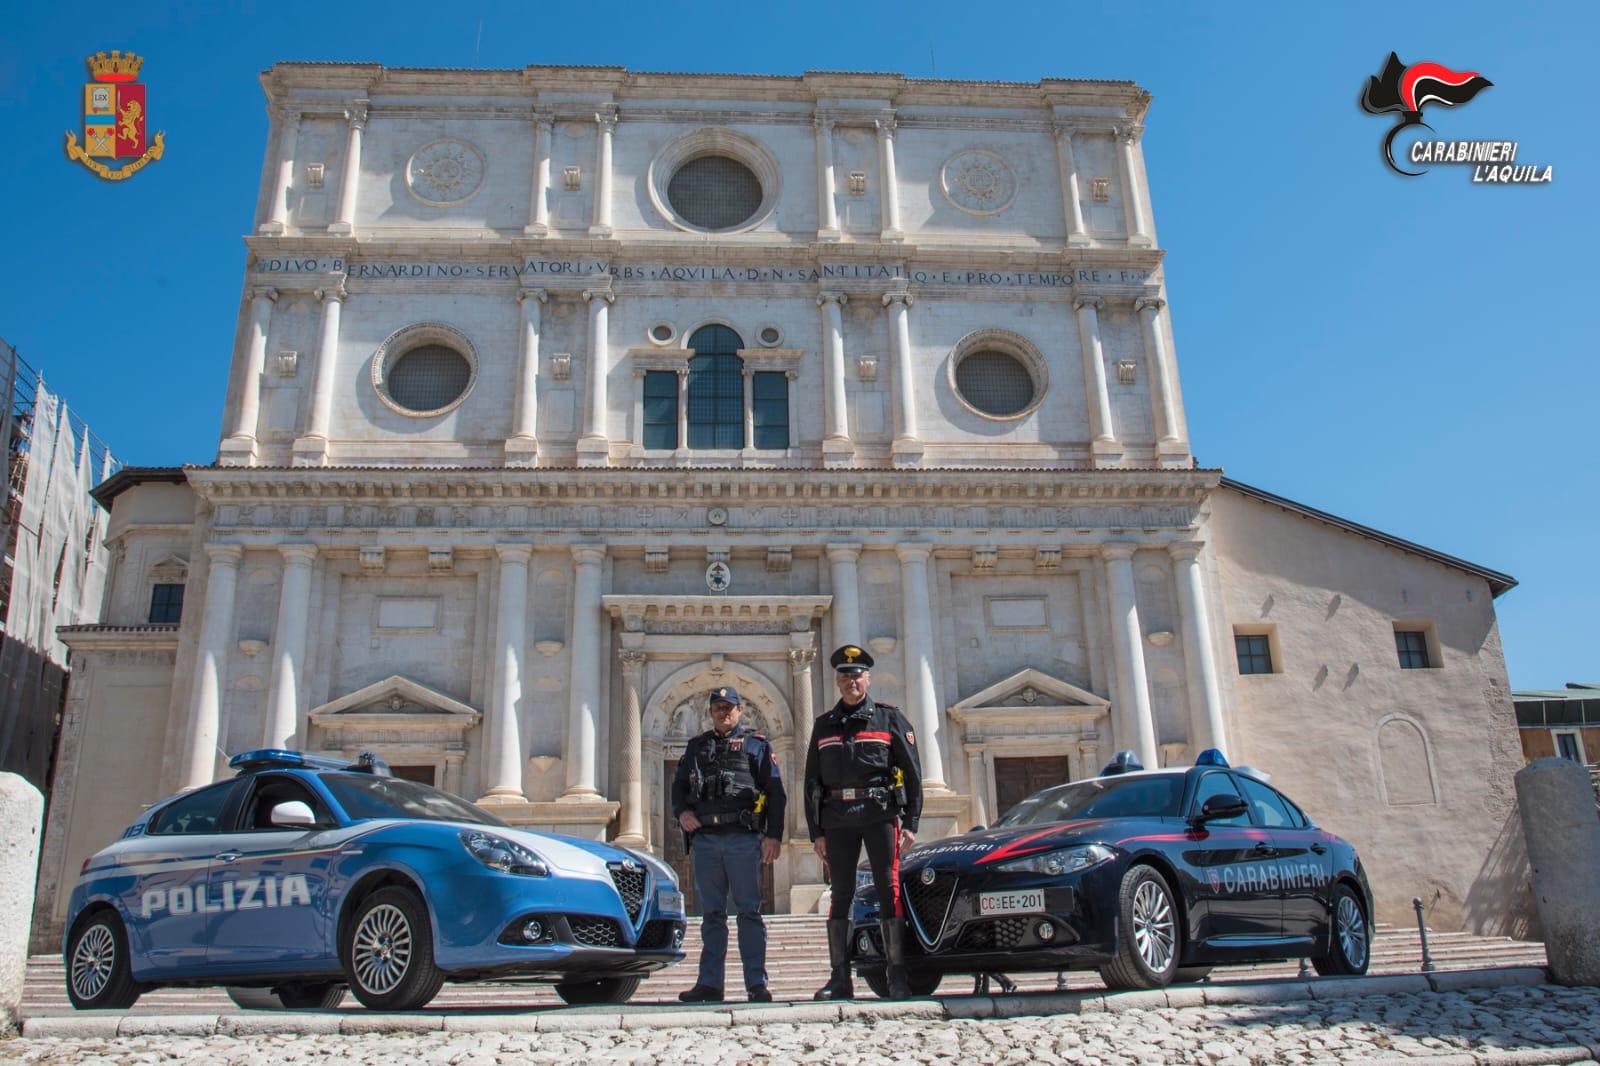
xmin=139 ymin=874 xmax=311 ymax=919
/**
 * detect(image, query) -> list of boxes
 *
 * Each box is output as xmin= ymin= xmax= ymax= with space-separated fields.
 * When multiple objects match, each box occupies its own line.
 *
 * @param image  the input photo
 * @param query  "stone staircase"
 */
xmin=23 ymin=918 xmax=1546 ymax=1017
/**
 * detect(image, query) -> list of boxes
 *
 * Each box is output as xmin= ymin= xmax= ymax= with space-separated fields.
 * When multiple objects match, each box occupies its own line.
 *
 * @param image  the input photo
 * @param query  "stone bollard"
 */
xmin=1515 ymin=757 xmax=1600 ymax=986
xmin=0 ymin=773 xmax=45 ymax=1030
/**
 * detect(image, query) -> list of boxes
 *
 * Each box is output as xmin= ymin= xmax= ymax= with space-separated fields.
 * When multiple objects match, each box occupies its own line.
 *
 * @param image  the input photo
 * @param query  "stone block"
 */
xmin=1203 ymin=979 xmax=1313 ymax=1005
xmin=218 ymin=1011 xmax=343 ymax=1036
xmin=839 ymin=998 xmax=945 ymax=1022
xmin=729 ymin=1003 xmax=842 ymax=1024
xmin=1163 ymin=984 xmax=1207 ymax=1008
xmin=118 ymin=1013 xmax=219 ymax=1036
xmin=1426 ymin=966 xmax=1549 ymax=992
xmin=22 ymin=1014 xmax=123 ymax=1038
xmin=0 ymin=773 xmax=43 ymax=1028
xmin=620 ymin=1008 xmax=731 ymax=1029
xmin=534 ymin=1011 xmax=624 ymax=1031
xmin=1307 ymin=974 xmax=1431 ymax=999
xmin=443 ymin=1013 xmax=542 ymax=1032
xmin=1100 ymin=988 xmax=1170 ymax=1013
xmin=1516 ymin=758 xmax=1600 ymax=986
xmin=339 ymin=1012 xmax=444 ymax=1033
xmin=992 ymin=992 xmax=1091 ymax=1018
xmin=940 ymin=995 xmax=997 ymax=1019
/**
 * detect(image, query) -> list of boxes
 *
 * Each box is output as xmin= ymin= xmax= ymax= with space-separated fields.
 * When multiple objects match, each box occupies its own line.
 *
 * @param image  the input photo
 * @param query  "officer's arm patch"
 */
xmin=906 ymin=729 xmax=916 ymax=745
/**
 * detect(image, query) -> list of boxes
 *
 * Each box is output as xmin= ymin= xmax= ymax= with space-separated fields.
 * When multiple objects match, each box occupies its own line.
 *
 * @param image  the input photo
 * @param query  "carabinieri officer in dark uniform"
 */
xmin=670 ymin=686 xmax=785 ymax=1003
xmin=804 ymin=644 xmax=922 ymax=1000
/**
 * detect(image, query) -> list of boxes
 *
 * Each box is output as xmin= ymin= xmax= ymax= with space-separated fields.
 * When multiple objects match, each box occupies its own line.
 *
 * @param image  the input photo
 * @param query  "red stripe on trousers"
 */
xmin=891 ymin=820 xmax=903 ymax=918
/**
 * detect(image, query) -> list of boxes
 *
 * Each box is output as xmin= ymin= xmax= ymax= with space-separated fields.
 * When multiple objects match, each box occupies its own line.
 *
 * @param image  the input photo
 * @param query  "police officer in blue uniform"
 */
xmin=805 ymin=645 xmax=922 ymax=1000
xmin=671 ymin=686 xmax=786 ymax=1003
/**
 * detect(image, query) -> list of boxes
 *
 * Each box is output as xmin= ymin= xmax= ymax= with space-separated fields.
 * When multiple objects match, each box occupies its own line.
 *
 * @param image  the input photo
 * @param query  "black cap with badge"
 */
xmin=707 ymin=686 xmax=742 ymax=706
xmin=829 ymin=644 xmax=874 ymax=674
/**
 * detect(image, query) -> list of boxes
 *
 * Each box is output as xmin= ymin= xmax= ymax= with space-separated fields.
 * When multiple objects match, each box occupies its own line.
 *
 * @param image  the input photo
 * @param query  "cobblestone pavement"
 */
xmin=6 ymin=986 xmax=1600 ymax=1065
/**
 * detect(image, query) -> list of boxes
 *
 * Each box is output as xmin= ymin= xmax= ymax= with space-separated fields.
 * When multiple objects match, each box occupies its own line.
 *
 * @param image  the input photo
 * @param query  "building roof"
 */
xmin=1220 ymin=477 xmax=1517 ymax=597
xmin=89 ymin=466 xmax=186 ymax=508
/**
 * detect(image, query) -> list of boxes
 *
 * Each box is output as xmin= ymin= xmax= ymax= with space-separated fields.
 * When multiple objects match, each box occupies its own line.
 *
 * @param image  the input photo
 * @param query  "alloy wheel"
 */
xmin=1131 ymin=878 xmax=1176 ymax=973
xmin=70 ymin=923 xmax=115 ymax=1001
xmin=1337 ymin=893 xmax=1368 ymax=969
xmin=352 ymin=903 xmax=413 ymax=995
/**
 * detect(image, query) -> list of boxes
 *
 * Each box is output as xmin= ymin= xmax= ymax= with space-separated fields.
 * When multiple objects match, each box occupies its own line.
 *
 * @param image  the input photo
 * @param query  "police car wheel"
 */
xmin=226 ymin=982 xmax=347 ymax=1010
xmin=65 ymin=910 xmax=142 ymax=1010
xmin=1098 ymin=865 xmax=1180 ymax=991
xmin=1311 ymin=885 xmax=1370 ymax=977
xmin=554 ymin=975 xmax=641 ymax=1005
xmin=343 ymin=886 xmax=445 ymax=1010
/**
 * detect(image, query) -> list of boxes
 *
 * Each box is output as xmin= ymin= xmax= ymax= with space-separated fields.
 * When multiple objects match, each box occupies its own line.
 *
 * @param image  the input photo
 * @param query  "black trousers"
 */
xmin=824 ymin=819 xmax=901 ymax=919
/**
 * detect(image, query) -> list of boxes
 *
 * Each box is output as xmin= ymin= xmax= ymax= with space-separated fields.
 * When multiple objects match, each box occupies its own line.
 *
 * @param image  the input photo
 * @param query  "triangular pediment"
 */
xmin=949 ymin=668 xmax=1109 ymax=721
xmin=308 ymin=675 xmax=480 ymax=723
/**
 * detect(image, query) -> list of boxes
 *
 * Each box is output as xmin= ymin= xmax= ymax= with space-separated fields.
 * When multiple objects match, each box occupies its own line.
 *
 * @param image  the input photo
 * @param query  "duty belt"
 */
xmin=827 ymin=787 xmax=889 ymax=802
xmin=697 ymin=810 xmax=758 ymax=829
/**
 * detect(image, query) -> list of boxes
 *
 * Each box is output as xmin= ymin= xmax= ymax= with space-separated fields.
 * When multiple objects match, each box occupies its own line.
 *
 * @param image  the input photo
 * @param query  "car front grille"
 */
xmin=609 ymin=862 xmax=646 ymax=923
xmin=636 ymin=919 xmax=683 ymax=951
xmin=956 ymin=916 xmax=1031 ymax=951
xmin=568 ymin=916 xmax=623 ymax=947
xmin=903 ymin=870 xmax=958 ymax=946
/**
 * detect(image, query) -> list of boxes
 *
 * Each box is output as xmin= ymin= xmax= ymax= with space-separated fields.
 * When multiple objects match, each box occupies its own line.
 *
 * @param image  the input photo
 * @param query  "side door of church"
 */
xmin=993 ymin=755 xmax=1073 ymax=821
xmin=662 ymin=758 xmax=774 ymax=915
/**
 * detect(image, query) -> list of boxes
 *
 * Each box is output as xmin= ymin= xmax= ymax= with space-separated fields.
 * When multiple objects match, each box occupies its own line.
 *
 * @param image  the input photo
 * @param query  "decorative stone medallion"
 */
xmin=406 ymin=139 xmax=485 ymax=206
xmin=940 ymin=149 xmax=1017 ymax=215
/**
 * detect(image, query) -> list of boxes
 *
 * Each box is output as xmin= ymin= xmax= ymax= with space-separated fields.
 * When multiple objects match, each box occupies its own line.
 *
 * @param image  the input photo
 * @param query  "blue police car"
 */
xmin=63 ymin=750 xmax=686 ymax=1011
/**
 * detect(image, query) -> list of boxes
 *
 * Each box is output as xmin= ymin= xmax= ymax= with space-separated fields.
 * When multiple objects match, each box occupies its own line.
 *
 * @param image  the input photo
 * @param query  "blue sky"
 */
xmin=1 ymin=2 xmax=1593 ymax=689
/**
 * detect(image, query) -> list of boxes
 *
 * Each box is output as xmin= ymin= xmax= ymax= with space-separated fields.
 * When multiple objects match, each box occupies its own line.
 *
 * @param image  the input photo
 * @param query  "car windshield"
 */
xmin=318 ymin=772 xmax=508 ymax=827
xmin=993 ymin=774 xmax=1185 ymax=826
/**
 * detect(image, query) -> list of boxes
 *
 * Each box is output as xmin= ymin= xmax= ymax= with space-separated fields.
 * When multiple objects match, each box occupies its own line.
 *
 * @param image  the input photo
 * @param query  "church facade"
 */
xmin=35 ymin=64 xmax=1529 ymax=945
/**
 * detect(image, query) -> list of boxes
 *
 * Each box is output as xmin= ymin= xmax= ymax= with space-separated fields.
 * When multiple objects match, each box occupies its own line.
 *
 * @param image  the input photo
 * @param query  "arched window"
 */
xmin=687 ymin=325 xmax=745 ymax=449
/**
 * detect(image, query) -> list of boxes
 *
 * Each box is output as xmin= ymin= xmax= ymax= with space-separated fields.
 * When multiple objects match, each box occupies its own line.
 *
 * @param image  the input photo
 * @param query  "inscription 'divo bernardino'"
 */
xmin=253 ymin=257 xmax=1151 ymax=289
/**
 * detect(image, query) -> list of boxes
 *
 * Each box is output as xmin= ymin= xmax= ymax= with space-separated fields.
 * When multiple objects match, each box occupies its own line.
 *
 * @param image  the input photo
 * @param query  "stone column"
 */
xmin=817 ymin=292 xmax=850 ymax=460
xmin=263 ymin=544 xmax=316 ymax=750
xmin=896 ymin=544 xmax=948 ymax=791
xmin=589 ymin=110 xmax=616 ymax=239
xmin=1169 ymin=541 xmax=1227 ymax=756
xmin=875 ymin=118 xmax=903 ymax=241
xmin=965 ymin=744 xmax=989 ymax=827
xmin=525 ymin=112 xmax=552 ymax=236
xmin=483 ymin=545 xmax=532 ymax=801
xmin=815 ymin=117 xmax=840 ymax=240
xmin=742 ymin=364 xmax=755 ymax=450
xmin=883 ymin=291 xmax=922 ymax=464
xmin=220 ymin=286 xmax=277 ymax=463
xmin=294 ymin=281 xmax=346 ymax=466
xmin=563 ymin=545 xmax=606 ymax=798
xmin=261 ymin=106 xmax=299 ymax=235
xmin=785 ymin=369 xmax=800 ymax=450
xmin=826 ymin=543 xmax=862 ymax=651
xmin=181 ymin=545 xmax=243 ymax=790
xmin=329 ymin=101 xmax=368 ymax=236
xmin=577 ymin=286 xmax=614 ymax=464
xmin=505 ymin=287 xmax=547 ymax=465
xmin=615 ymin=649 xmax=648 ymax=846
xmin=1135 ymin=297 xmax=1181 ymax=445
xmin=1051 ymin=122 xmax=1090 ymax=247
xmin=1073 ymin=296 xmax=1120 ymax=462
xmin=1101 ymin=544 xmax=1158 ymax=771
xmin=675 ymin=365 xmax=690 ymax=450
xmin=789 ymin=643 xmax=817 ymax=755
xmin=1115 ymin=124 xmax=1152 ymax=247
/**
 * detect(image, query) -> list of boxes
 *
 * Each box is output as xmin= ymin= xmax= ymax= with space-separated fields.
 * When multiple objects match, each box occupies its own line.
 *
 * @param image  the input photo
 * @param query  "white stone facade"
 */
xmin=35 ymin=65 xmax=1526 ymax=945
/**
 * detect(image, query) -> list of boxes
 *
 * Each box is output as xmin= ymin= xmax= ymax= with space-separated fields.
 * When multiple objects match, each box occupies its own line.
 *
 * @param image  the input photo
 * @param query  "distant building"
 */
xmin=1515 ymin=683 xmax=1600 ymax=765
xmin=35 ymin=64 xmax=1529 ymax=947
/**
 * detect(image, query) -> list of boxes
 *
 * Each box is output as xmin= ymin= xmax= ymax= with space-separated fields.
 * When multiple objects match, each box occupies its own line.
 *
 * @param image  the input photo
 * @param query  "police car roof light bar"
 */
xmin=228 ymin=748 xmax=393 ymax=775
xmin=1194 ymin=748 xmax=1230 ymax=767
xmin=1099 ymin=749 xmax=1144 ymax=776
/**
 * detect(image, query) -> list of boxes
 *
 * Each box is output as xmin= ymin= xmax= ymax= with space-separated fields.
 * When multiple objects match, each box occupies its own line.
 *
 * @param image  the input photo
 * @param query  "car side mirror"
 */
xmin=970 ymin=825 xmax=986 ymax=833
xmin=1195 ymin=794 xmax=1248 ymax=823
xmin=270 ymin=800 xmax=316 ymax=828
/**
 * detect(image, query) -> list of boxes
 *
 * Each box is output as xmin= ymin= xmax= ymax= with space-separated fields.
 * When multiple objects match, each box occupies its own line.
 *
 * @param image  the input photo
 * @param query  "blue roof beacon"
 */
xmin=1194 ymin=748 xmax=1230 ymax=767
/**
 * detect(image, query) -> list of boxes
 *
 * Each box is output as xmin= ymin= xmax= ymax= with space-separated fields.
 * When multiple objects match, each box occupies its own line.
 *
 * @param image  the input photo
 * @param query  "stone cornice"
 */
xmin=58 ymin=624 xmax=181 ymax=652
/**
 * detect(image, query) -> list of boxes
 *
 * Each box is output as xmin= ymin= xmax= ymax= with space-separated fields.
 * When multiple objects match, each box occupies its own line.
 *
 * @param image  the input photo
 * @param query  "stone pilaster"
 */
xmin=1101 ymin=543 xmax=1158 ymax=770
xmin=615 ymin=648 xmax=648 ymax=846
xmin=264 ymin=544 xmax=316 ymax=750
xmin=1073 ymin=296 xmax=1121 ymax=464
xmin=883 ymin=290 xmax=922 ymax=466
xmin=219 ymin=286 xmax=277 ymax=465
xmin=181 ymin=545 xmax=243 ymax=790
xmin=875 ymin=118 xmax=903 ymax=242
xmin=577 ymin=286 xmax=614 ymax=465
xmin=1052 ymin=123 xmax=1090 ymax=247
xmin=826 ymin=543 xmax=862 ymax=652
xmin=292 ymin=281 xmax=346 ymax=467
xmin=896 ymin=544 xmax=948 ymax=791
xmin=1115 ymin=124 xmax=1152 ymax=247
xmin=815 ymin=117 xmax=840 ymax=240
xmin=260 ymin=106 xmax=299 ymax=235
xmin=482 ymin=545 xmax=532 ymax=802
xmin=1136 ymin=296 xmax=1186 ymax=459
xmin=329 ymin=101 xmax=368 ymax=236
xmin=505 ymin=287 xmax=547 ymax=465
xmin=818 ymin=292 xmax=851 ymax=463
xmin=525 ymin=112 xmax=552 ymax=236
xmin=1170 ymin=541 xmax=1227 ymax=756
xmin=589 ymin=109 xmax=616 ymax=238
xmin=562 ymin=545 xmax=606 ymax=798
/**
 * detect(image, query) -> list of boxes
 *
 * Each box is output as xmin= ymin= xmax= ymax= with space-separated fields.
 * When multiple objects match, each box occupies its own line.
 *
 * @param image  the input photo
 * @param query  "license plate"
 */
xmin=656 ymin=887 xmax=684 ymax=914
xmin=978 ymin=889 xmax=1045 ymax=916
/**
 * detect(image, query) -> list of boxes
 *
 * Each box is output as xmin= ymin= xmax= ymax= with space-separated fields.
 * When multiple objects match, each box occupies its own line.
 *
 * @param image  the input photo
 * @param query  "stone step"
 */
xmin=22 ymin=925 xmax=1547 ymax=1016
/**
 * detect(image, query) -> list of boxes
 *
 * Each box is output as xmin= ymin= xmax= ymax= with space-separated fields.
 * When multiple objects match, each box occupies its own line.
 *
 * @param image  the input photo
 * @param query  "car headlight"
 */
xmin=995 ymin=843 xmax=1115 ymax=876
xmin=459 ymin=830 xmax=549 ymax=876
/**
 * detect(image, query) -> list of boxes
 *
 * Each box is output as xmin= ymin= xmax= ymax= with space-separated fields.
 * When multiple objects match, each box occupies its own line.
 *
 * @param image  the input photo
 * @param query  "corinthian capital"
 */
xmin=519 ymin=287 xmax=548 ymax=305
xmin=817 ymin=291 xmax=848 ymax=308
xmin=1115 ymin=123 xmax=1143 ymax=146
xmin=619 ymin=649 xmax=648 ymax=674
xmin=874 ymin=117 xmax=896 ymax=138
xmin=246 ymin=286 xmax=279 ymax=305
xmin=594 ymin=109 xmax=618 ymax=133
xmin=345 ymin=101 xmax=369 ymax=129
xmin=1051 ymin=121 xmax=1078 ymax=142
xmin=1135 ymin=296 xmax=1166 ymax=314
xmin=881 ymin=291 xmax=914 ymax=308
xmin=1073 ymin=295 xmax=1104 ymax=313
xmin=581 ymin=288 xmax=615 ymax=305
xmin=315 ymin=281 xmax=348 ymax=304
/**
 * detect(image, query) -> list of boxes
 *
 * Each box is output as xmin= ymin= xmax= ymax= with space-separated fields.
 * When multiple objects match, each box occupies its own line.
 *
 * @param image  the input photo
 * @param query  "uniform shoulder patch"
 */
xmin=906 ymin=729 xmax=916 ymax=745
xmin=751 ymin=732 xmax=767 ymax=741
xmin=874 ymin=701 xmax=900 ymax=711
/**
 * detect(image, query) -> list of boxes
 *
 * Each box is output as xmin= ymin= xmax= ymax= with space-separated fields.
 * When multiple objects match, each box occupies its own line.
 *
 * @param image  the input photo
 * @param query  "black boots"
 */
xmin=813 ymin=918 xmax=854 ymax=1001
xmin=880 ymin=918 xmax=911 ymax=999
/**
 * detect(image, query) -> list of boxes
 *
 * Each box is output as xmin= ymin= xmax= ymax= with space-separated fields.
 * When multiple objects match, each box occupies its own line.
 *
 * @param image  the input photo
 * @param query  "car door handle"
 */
xmin=1252 ymin=841 xmax=1274 ymax=854
xmin=1309 ymin=843 xmax=1327 ymax=855
xmin=214 ymin=852 xmax=241 ymax=863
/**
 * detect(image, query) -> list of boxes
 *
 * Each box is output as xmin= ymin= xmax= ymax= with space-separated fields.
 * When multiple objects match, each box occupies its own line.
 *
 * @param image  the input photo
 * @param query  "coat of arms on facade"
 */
xmin=64 ymin=51 xmax=166 ymax=180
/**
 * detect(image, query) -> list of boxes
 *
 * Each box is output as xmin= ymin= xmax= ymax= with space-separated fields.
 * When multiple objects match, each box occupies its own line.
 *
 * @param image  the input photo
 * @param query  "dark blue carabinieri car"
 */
xmin=62 ymin=750 xmax=686 ymax=1012
xmin=850 ymin=751 xmax=1373 ymax=996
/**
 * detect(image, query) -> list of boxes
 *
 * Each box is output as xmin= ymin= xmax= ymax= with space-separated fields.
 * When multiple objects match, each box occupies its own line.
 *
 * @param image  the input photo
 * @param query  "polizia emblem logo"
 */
xmin=65 ymin=51 xmax=166 ymax=180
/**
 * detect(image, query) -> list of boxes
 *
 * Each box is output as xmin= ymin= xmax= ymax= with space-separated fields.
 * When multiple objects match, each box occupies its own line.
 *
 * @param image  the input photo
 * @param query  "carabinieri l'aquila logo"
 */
xmin=1359 ymin=52 xmax=1492 ymax=176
